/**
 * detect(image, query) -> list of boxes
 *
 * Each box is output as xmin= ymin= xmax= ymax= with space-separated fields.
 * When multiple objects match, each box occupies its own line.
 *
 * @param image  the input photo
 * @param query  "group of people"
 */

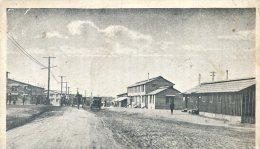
xmin=60 ymin=92 xmax=87 ymax=109
xmin=6 ymin=93 xmax=44 ymax=105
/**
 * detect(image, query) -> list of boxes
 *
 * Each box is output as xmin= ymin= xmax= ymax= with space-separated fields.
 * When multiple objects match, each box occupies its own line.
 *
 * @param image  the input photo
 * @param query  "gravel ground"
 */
xmin=94 ymin=109 xmax=255 ymax=149
xmin=7 ymin=107 xmax=122 ymax=149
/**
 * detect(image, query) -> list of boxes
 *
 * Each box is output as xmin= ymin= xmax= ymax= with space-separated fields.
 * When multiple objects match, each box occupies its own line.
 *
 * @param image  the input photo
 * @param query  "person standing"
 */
xmin=76 ymin=92 xmax=80 ymax=109
xmin=170 ymin=101 xmax=174 ymax=115
xmin=22 ymin=95 xmax=26 ymax=105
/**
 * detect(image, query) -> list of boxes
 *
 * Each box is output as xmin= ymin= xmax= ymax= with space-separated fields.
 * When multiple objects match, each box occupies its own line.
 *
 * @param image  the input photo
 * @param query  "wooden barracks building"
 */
xmin=7 ymin=79 xmax=45 ymax=104
xmin=127 ymin=76 xmax=183 ymax=109
xmin=183 ymin=77 xmax=255 ymax=123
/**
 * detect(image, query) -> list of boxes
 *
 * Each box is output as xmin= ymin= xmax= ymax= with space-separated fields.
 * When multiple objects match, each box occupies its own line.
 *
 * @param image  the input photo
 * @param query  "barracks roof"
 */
xmin=183 ymin=77 xmax=255 ymax=94
xmin=128 ymin=76 xmax=174 ymax=88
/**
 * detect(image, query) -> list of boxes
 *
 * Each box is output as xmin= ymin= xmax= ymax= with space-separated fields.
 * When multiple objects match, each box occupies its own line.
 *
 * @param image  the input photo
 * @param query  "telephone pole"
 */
xmin=210 ymin=71 xmax=216 ymax=81
xmin=6 ymin=72 xmax=10 ymax=104
xmin=58 ymin=75 xmax=65 ymax=106
xmin=42 ymin=56 xmax=56 ymax=104
xmin=65 ymin=82 xmax=68 ymax=95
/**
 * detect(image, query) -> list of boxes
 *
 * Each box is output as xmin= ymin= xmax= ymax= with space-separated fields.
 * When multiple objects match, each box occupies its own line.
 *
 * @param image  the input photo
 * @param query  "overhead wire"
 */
xmin=7 ymin=33 xmax=59 ymax=84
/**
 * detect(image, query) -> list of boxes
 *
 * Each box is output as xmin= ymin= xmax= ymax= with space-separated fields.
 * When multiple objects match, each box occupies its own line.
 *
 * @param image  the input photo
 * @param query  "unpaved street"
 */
xmin=7 ymin=107 xmax=255 ymax=149
xmin=95 ymin=109 xmax=255 ymax=149
xmin=7 ymin=107 xmax=122 ymax=149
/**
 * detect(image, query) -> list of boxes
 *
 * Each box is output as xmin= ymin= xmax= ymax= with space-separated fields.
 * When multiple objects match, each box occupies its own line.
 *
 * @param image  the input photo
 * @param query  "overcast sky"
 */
xmin=7 ymin=8 xmax=255 ymax=96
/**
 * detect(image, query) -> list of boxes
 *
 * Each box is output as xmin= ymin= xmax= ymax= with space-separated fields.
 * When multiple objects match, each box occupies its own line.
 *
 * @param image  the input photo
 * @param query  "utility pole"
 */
xmin=65 ymin=82 xmax=68 ymax=95
xmin=58 ymin=76 xmax=65 ymax=94
xmin=6 ymin=72 xmax=10 ymax=104
xmin=42 ymin=56 xmax=56 ymax=105
xmin=68 ymin=87 xmax=70 ymax=99
xmin=226 ymin=70 xmax=229 ymax=80
xmin=198 ymin=73 xmax=201 ymax=86
xmin=6 ymin=71 xmax=10 ymax=80
xmin=58 ymin=75 xmax=65 ymax=106
xmin=210 ymin=71 xmax=216 ymax=81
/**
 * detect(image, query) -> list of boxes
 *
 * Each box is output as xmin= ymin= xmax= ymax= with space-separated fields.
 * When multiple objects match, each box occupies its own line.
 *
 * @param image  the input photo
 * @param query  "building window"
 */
xmin=229 ymin=95 xmax=235 ymax=104
xmin=209 ymin=96 xmax=213 ymax=103
xmin=152 ymin=95 xmax=154 ymax=104
xmin=12 ymin=86 xmax=18 ymax=92
xmin=218 ymin=96 xmax=221 ymax=103
xmin=166 ymin=98 xmax=169 ymax=104
xmin=201 ymin=96 xmax=206 ymax=102
xmin=141 ymin=85 xmax=144 ymax=92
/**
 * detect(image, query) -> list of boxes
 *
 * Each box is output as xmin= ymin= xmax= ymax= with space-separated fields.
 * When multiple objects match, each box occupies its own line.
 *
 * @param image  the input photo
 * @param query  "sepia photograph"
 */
xmin=2 ymin=6 xmax=258 ymax=149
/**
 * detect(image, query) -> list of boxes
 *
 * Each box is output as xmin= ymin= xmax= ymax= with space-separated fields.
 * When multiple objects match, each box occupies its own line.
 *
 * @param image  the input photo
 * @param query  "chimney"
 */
xmin=199 ymin=73 xmax=201 ymax=86
xmin=148 ymin=73 xmax=150 ymax=80
xmin=226 ymin=70 xmax=229 ymax=80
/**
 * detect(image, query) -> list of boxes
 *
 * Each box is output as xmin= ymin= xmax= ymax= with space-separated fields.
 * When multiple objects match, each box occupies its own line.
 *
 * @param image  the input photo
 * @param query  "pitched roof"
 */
xmin=183 ymin=77 xmax=255 ymax=94
xmin=8 ymin=79 xmax=44 ymax=89
xmin=114 ymin=96 xmax=128 ymax=102
xmin=117 ymin=93 xmax=127 ymax=96
xmin=128 ymin=76 xmax=174 ymax=87
xmin=147 ymin=86 xmax=170 ymax=95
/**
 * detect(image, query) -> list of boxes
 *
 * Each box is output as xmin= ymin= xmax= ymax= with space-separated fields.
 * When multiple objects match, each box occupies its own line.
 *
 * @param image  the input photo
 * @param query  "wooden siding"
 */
xmin=155 ymin=88 xmax=183 ymax=109
xmin=241 ymin=85 xmax=255 ymax=123
xmin=185 ymin=93 xmax=242 ymax=116
xmin=184 ymin=85 xmax=255 ymax=123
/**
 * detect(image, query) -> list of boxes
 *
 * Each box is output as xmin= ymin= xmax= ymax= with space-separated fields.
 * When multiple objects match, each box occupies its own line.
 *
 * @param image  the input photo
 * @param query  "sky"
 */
xmin=7 ymin=8 xmax=256 ymax=96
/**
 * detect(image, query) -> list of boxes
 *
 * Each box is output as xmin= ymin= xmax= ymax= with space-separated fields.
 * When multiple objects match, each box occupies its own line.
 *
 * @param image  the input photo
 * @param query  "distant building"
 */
xmin=7 ymin=79 xmax=45 ymax=105
xmin=47 ymin=90 xmax=62 ymax=106
xmin=127 ymin=76 xmax=183 ymax=109
xmin=114 ymin=93 xmax=128 ymax=107
xmin=183 ymin=77 xmax=255 ymax=123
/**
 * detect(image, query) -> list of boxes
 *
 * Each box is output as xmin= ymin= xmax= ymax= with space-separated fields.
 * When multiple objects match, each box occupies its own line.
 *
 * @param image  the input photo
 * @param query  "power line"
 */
xmin=8 ymin=34 xmax=59 ymax=84
xmin=7 ymin=34 xmax=46 ymax=68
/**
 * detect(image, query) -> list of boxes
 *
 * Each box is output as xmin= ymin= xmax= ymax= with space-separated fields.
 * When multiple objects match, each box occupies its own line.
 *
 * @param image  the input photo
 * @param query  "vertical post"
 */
xmin=61 ymin=77 xmax=63 ymax=95
xmin=65 ymin=82 xmax=68 ymax=95
xmin=43 ymin=56 xmax=56 ymax=105
xmin=226 ymin=70 xmax=229 ymax=80
xmin=210 ymin=72 xmax=216 ymax=81
xmin=47 ymin=57 xmax=50 ymax=104
xmin=58 ymin=76 xmax=65 ymax=106
xmin=6 ymin=72 xmax=10 ymax=104
xmin=198 ymin=73 xmax=201 ymax=86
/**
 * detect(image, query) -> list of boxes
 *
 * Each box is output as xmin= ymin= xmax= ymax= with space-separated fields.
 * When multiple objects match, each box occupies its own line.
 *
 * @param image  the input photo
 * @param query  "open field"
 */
xmin=6 ymin=105 xmax=61 ymax=130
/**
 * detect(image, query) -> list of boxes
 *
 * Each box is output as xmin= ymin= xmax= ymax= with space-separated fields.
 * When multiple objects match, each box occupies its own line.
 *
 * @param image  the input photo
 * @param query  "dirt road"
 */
xmin=95 ymin=109 xmax=255 ymax=149
xmin=7 ymin=107 xmax=122 ymax=149
xmin=7 ymin=107 xmax=255 ymax=149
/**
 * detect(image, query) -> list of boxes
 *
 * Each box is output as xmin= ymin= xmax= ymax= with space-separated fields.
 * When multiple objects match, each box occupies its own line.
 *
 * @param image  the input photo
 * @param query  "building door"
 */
xmin=145 ymin=96 xmax=148 ymax=108
xmin=166 ymin=96 xmax=174 ymax=104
